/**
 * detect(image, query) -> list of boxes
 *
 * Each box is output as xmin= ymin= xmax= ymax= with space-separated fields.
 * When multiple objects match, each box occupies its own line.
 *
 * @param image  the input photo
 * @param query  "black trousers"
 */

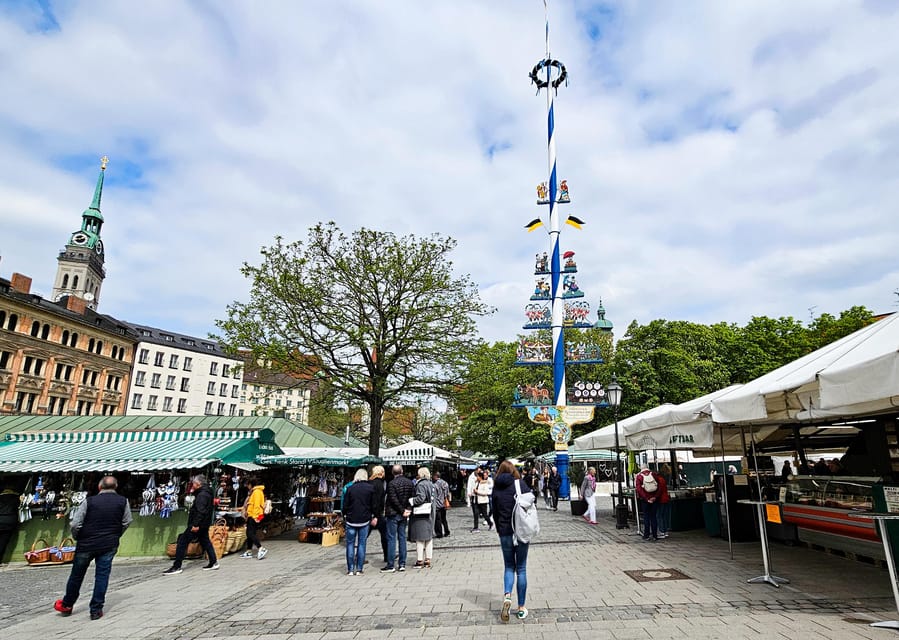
xmin=172 ymin=524 xmax=216 ymax=568
xmin=246 ymin=517 xmax=263 ymax=551
xmin=434 ymin=507 xmax=450 ymax=537
xmin=551 ymin=488 xmax=559 ymax=509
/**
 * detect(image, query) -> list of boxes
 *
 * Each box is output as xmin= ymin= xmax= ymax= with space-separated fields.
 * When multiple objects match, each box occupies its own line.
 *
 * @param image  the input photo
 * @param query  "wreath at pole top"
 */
xmin=530 ymin=58 xmax=568 ymax=91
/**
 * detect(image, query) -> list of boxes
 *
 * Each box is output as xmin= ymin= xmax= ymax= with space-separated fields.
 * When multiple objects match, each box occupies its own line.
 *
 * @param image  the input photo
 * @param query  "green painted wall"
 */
xmin=2 ymin=511 xmax=187 ymax=563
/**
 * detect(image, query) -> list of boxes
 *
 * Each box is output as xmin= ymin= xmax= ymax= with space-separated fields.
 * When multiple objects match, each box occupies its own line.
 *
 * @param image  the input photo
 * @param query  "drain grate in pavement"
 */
xmin=624 ymin=568 xmax=691 ymax=582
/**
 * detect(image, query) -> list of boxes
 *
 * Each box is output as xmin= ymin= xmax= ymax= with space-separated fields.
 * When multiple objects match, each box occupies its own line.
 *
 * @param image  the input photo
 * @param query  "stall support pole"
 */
xmin=742 ymin=499 xmax=789 ymax=588
xmin=719 ymin=426 xmax=733 ymax=559
xmin=848 ymin=513 xmax=899 ymax=629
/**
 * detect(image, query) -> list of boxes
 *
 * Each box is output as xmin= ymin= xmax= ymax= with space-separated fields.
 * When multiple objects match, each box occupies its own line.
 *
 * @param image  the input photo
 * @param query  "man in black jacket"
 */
xmin=54 ymin=476 xmax=132 ymax=620
xmin=380 ymin=465 xmax=414 ymax=573
xmin=164 ymin=475 xmax=217 ymax=575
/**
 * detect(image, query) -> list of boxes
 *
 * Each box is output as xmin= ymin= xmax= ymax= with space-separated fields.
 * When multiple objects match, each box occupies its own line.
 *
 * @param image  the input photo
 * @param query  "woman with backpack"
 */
xmin=491 ymin=460 xmax=535 ymax=623
xmin=635 ymin=464 xmax=661 ymax=541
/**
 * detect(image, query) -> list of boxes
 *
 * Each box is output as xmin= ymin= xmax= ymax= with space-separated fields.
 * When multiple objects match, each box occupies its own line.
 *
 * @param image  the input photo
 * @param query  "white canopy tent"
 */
xmin=380 ymin=439 xmax=476 ymax=466
xmin=711 ymin=313 xmax=899 ymax=426
xmin=574 ymin=403 xmax=675 ymax=451
xmin=623 ymin=385 xmax=742 ymax=451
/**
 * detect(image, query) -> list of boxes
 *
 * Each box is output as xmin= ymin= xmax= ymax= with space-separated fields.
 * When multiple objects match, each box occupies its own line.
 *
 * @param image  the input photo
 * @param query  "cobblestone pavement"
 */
xmin=2 ymin=500 xmax=897 ymax=639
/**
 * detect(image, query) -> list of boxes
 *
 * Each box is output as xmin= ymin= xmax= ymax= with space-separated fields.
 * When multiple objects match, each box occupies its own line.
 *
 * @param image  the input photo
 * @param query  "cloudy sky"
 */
xmin=1 ymin=0 xmax=897 ymax=345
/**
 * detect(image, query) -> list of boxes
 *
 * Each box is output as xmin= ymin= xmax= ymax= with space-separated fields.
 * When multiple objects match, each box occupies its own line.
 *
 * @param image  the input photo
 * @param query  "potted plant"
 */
xmin=568 ymin=463 xmax=588 ymax=516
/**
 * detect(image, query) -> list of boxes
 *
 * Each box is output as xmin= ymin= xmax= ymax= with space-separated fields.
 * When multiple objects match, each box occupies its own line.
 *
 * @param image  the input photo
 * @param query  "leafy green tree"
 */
xmin=215 ymin=223 xmax=492 ymax=455
xmin=808 ymin=306 xmax=874 ymax=349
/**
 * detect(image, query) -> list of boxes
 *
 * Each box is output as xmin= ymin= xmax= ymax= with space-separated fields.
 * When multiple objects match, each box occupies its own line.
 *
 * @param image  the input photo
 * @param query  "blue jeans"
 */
xmin=385 ymin=514 xmax=408 ymax=568
xmin=657 ymin=502 xmax=671 ymax=534
xmin=63 ymin=549 xmax=116 ymax=614
xmin=345 ymin=524 xmax=370 ymax=573
xmin=499 ymin=535 xmax=529 ymax=607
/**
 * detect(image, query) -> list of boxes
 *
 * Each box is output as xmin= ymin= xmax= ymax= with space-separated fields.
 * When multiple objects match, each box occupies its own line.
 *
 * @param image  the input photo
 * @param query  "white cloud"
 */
xmin=0 ymin=0 xmax=897 ymax=347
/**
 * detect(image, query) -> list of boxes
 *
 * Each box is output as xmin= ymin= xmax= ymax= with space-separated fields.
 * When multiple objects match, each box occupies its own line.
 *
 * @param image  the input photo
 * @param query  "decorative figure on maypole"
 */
xmin=512 ymin=1 xmax=613 ymax=500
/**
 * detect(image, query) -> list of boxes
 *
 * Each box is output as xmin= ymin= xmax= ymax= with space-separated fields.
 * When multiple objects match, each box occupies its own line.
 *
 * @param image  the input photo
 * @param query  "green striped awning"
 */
xmin=0 ymin=429 xmax=282 ymax=473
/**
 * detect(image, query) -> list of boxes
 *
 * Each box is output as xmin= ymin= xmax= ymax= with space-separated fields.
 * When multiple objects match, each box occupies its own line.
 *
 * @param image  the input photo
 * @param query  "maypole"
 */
xmin=515 ymin=1 xmax=613 ymax=502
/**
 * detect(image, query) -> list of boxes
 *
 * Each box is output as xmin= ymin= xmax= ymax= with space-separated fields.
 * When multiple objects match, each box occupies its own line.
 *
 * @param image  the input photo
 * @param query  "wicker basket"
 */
xmin=52 ymin=537 xmax=76 ymax=563
xmin=24 ymin=538 xmax=51 ymax=564
xmin=226 ymin=526 xmax=247 ymax=554
xmin=166 ymin=540 xmax=204 ymax=559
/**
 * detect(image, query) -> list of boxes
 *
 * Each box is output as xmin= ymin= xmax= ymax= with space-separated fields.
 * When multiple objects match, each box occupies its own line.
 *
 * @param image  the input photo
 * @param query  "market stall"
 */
xmin=0 ymin=427 xmax=283 ymax=561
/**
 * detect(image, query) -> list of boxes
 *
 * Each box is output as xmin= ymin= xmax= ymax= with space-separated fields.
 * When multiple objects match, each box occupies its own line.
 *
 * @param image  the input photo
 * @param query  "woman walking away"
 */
xmin=343 ymin=468 xmax=376 ymax=575
xmin=241 ymin=477 xmax=268 ymax=560
xmin=407 ymin=467 xmax=436 ymax=568
xmin=580 ymin=467 xmax=598 ymax=525
xmin=368 ymin=466 xmax=389 ymax=565
xmin=492 ymin=460 xmax=533 ymax=622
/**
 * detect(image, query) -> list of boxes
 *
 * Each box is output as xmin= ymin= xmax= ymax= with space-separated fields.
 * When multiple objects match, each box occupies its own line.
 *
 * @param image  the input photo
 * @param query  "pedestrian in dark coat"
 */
xmin=0 ymin=482 xmax=20 ymax=564
xmin=164 ymin=475 xmax=218 ymax=574
xmin=54 ymin=476 xmax=132 ymax=620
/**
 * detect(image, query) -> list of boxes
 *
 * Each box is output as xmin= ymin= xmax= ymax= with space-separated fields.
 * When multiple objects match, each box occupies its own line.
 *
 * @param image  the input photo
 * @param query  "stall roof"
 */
xmin=380 ymin=440 xmax=477 ymax=465
xmin=0 ymin=415 xmax=359 ymax=449
xmin=0 ymin=428 xmax=281 ymax=473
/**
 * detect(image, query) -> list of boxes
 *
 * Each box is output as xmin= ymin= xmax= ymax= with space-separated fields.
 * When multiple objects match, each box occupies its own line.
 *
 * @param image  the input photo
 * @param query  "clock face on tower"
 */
xmin=72 ymin=232 xmax=88 ymax=245
xmin=95 ymin=240 xmax=104 ymax=255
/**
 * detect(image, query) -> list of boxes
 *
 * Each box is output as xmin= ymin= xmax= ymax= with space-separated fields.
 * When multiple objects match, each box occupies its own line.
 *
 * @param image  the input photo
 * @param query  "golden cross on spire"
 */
xmin=100 ymin=155 xmax=109 ymax=170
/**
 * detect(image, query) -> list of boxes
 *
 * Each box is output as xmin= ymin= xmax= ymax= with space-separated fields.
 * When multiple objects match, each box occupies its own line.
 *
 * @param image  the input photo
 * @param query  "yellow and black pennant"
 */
xmin=565 ymin=215 xmax=585 ymax=229
xmin=525 ymin=218 xmax=544 ymax=232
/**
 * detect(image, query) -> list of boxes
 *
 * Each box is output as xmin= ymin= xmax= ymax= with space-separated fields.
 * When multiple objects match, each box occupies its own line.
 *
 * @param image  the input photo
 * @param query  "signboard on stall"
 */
xmin=527 ymin=405 xmax=595 ymax=451
xmin=884 ymin=486 xmax=899 ymax=513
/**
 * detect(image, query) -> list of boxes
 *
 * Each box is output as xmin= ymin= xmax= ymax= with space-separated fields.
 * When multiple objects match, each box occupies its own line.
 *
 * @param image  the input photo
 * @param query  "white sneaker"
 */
xmin=239 ymin=551 xmax=253 ymax=558
xmin=257 ymin=547 xmax=268 ymax=560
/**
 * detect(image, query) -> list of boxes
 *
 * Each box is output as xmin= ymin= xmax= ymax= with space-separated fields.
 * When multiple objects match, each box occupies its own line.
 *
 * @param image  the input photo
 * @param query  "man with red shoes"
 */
xmin=54 ymin=476 xmax=132 ymax=620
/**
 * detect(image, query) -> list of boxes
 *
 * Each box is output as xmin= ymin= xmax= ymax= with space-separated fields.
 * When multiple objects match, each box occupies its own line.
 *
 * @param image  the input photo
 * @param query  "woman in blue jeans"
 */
xmin=491 ymin=460 xmax=531 ymax=622
xmin=342 ymin=468 xmax=376 ymax=575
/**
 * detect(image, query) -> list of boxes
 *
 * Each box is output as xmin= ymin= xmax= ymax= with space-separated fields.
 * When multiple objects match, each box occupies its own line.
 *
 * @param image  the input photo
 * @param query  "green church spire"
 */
xmin=69 ymin=156 xmax=107 ymax=252
xmin=82 ymin=155 xmax=107 ymax=223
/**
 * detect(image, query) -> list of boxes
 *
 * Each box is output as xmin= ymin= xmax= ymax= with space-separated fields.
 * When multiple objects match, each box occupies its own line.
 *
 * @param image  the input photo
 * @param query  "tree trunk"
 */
xmin=368 ymin=400 xmax=382 ymax=456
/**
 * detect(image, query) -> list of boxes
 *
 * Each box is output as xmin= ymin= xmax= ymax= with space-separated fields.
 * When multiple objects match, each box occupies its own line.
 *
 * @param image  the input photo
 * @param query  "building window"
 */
xmin=111 ymin=346 xmax=118 ymax=359
xmin=162 ymin=334 xmax=174 ymax=342
xmin=222 ymin=364 xmax=230 ymax=377
xmin=61 ymin=330 xmax=69 ymax=345
xmin=209 ymin=362 xmax=219 ymax=376
xmin=219 ymin=383 xmax=228 ymax=396
xmin=95 ymin=340 xmax=103 ymax=355
xmin=15 ymin=391 xmax=37 ymax=413
xmin=177 ymin=398 xmax=187 ymax=413
xmin=79 ymin=369 xmax=97 ymax=386
xmin=131 ymin=394 xmax=143 ymax=409
xmin=41 ymin=323 xmax=50 ymax=339
xmin=166 ymin=375 xmax=176 ymax=390
xmin=162 ymin=397 xmax=173 ymax=412
xmin=76 ymin=400 xmax=93 ymax=415
xmin=169 ymin=354 xmax=179 ymax=369
xmin=204 ymin=401 xmax=213 ymax=415
xmin=185 ymin=339 xmax=195 ymax=346
xmin=48 ymin=396 xmax=67 ymax=415
xmin=238 ymin=409 xmax=244 ymax=416
xmin=62 ymin=274 xmax=69 ymax=288
xmin=102 ymin=404 xmax=116 ymax=416
xmin=30 ymin=321 xmax=40 ymax=337
xmin=22 ymin=356 xmax=45 ymax=376
xmin=207 ymin=381 xmax=216 ymax=395
xmin=180 ymin=377 xmax=190 ymax=392
xmin=275 ymin=398 xmax=281 ymax=407
xmin=183 ymin=357 xmax=192 ymax=372
xmin=154 ymin=351 xmax=164 ymax=366
xmin=88 ymin=337 xmax=95 ymax=351
xmin=254 ymin=385 xmax=261 ymax=392
xmin=138 ymin=348 xmax=149 ymax=364
xmin=4 ymin=313 xmax=18 ymax=331
xmin=134 ymin=371 xmax=146 ymax=386
xmin=0 ymin=351 xmax=10 ymax=370
xmin=217 ymin=402 xmax=225 ymax=416
xmin=263 ymin=398 xmax=270 ymax=406
xmin=231 ymin=385 xmax=239 ymax=398
xmin=150 ymin=373 xmax=161 ymax=389
xmin=229 ymin=404 xmax=237 ymax=416
xmin=69 ymin=331 xmax=78 ymax=347
xmin=286 ymin=400 xmax=292 ymax=408
xmin=147 ymin=395 xmax=158 ymax=411
xmin=106 ymin=376 xmax=121 ymax=391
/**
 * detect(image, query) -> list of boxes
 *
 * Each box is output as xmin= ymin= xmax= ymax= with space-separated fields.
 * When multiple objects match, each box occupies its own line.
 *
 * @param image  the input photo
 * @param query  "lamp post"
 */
xmin=607 ymin=376 xmax=627 ymax=529
xmin=455 ymin=435 xmax=463 ymax=500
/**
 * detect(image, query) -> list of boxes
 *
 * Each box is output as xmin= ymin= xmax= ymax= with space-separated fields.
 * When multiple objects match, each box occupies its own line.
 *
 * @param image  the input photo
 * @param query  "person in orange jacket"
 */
xmin=241 ymin=477 xmax=268 ymax=560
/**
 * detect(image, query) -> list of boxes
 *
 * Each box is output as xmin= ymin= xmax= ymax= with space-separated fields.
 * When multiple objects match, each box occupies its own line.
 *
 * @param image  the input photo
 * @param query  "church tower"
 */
xmin=51 ymin=157 xmax=108 ymax=310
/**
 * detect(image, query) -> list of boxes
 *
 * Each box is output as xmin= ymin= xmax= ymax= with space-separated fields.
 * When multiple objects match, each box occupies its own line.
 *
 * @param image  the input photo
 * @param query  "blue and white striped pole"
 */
xmin=541 ymin=1 xmax=571 ymax=499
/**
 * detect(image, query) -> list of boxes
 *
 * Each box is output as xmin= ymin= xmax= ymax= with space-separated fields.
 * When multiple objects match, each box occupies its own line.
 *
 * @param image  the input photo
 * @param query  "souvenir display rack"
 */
xmin=298 ymin=496 xmax=343 ymax=547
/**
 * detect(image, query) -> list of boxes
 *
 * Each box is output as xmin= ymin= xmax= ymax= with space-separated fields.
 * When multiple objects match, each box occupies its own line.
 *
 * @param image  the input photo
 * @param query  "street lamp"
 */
xmin=455 ymin=435 xmax=463 ymax=501
xmin=607 ymin=376 xmax=627 ymax=529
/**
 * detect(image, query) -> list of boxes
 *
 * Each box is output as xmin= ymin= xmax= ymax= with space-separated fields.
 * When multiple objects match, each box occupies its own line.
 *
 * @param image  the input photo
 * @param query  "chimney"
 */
xmin=66 ymin=295 xmax=87 ymax=315
xmin=10 ymin=273 xmax=32 ymax=294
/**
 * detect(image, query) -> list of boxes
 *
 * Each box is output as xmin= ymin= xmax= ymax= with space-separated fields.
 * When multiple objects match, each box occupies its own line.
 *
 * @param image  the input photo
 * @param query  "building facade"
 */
xmin=124 ymin=323 xmax=243 ymax=416
xmin=240 ymin=363 xmax=313 ymax=424
xmin=0 ymin=273 xmax=136 ymax=416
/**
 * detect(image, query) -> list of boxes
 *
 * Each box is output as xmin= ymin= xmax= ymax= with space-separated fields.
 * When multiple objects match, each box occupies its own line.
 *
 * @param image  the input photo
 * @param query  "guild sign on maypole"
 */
xmin=513 ymin=1 xmax=613 ymax=500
